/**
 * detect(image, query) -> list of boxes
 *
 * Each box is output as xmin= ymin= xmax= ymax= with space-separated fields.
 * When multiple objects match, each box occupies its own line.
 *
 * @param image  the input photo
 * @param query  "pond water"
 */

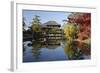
xmin=23 ymin=40 xmax=90 ymax=62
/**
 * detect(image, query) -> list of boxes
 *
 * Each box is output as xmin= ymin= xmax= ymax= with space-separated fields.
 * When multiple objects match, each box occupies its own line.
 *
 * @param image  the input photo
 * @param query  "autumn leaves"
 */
xmin=63 ymin=13 xmax=91 ymax=58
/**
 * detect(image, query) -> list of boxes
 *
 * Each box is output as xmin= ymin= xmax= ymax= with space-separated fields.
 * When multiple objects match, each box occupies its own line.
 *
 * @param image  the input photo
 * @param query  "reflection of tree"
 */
xmin=63 ymin=40 xmax=83 ymax=60
xmin=31 ymin=41 xmax=42 ymax=61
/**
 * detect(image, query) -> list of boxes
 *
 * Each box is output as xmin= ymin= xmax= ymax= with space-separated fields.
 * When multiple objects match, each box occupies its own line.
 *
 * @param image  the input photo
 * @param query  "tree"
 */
xmin=23 ymin=17 xmax=26 ymax=31
xmin=31 ymin=15 xmax=41 ymax=32
xmin=63 ymin=23 xmax=79 ymax=40
xmin=67 ymin=13 xmax=91 ymax=40
xmin=66 ymin=13 xmax=91 ymax=55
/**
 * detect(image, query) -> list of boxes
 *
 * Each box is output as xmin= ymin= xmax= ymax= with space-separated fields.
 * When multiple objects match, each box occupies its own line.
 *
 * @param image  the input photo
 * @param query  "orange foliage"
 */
xmin=68 ymin=13 xmax=91 ymax=41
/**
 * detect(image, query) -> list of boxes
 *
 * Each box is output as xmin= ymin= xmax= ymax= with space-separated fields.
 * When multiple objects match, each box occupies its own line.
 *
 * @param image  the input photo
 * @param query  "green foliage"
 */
xmin=31 ymin=15 xmax=41 ymax=32
xmin=23 ymin=17 xmax=26 ymax=31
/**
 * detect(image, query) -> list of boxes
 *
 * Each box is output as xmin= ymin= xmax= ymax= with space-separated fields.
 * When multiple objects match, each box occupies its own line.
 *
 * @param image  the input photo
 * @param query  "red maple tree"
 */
xmin=68 ymin=13 xmax=91 ymax=40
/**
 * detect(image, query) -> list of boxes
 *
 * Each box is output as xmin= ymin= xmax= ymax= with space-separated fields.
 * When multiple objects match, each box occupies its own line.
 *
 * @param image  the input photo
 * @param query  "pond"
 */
xmin=23 ymin=40 xmax=90 ymax=62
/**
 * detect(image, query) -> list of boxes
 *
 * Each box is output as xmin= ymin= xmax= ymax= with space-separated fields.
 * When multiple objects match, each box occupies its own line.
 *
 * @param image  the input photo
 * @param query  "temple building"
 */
xmin=40 ymin=21 xmax=63 ymax=45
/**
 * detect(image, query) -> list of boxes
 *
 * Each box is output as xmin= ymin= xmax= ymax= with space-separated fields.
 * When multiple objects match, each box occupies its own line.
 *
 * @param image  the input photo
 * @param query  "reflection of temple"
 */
xmin=40 ymin=21 xmax=63 ymax=45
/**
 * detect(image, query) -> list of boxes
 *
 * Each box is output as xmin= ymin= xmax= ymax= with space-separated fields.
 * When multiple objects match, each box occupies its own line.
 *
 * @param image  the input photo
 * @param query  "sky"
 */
xmin=23 ymin=10 xmax=71 ymax=27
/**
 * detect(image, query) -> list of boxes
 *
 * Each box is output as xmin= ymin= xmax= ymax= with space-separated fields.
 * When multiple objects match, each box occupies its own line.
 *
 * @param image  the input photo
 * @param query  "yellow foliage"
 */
xmin=63 ymin=23 xmax=79 ymax=40
xmin=32 ymin=24 xmax=41 ymax=32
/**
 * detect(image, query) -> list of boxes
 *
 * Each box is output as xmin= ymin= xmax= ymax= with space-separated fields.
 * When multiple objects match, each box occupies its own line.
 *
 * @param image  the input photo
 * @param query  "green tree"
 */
xmin=31 ymin=15 xmax=41 ymax=32
xmin=23 ymin=17 xmax=26 ymax=31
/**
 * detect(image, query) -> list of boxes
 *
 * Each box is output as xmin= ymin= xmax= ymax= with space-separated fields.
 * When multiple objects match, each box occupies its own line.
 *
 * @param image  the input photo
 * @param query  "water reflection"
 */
xmin=23 ymin=38 xmax=90 ymax=62
xmin=32 ymin=40 xmax=62 ymax=61
xmin=63 ymin=40 xmax=84 ymax=60
xmin=32 ymin=42 xmax=41 ymax=61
